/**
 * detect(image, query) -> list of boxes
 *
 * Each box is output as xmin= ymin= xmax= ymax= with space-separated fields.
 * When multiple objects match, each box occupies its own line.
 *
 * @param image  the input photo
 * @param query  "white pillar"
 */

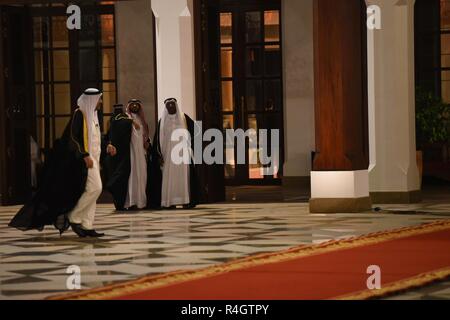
xmin=151 ymin=0 xmax=196 ymax=119
xmin=367 ymin=0 xmax=421 ymax=203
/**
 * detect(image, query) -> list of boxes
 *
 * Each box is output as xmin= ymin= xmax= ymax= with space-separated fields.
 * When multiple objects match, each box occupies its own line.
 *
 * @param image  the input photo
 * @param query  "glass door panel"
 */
xmin=243 ymin=8 xmax=282 ymax=182
xmin=220 ymin=12 xmax=236 ymax=178
xmin=31 ymin=3 xmax=118 ymax=157
xmin=218 ymin=3 xmax=283 ymax=185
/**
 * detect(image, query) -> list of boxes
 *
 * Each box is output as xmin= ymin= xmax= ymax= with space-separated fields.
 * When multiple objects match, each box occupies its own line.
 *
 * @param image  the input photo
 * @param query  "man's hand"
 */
xmin=133 ymin=121 xmax=141 ymax=130
xmin=84 ymin=156 xmax=94 ymax=169
xmin=107 ymin=144 xmax=117 ymax=156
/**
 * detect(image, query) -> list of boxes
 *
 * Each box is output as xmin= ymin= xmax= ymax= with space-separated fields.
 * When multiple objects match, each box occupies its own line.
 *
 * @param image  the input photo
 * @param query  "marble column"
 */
xmin=310 ymin=0 xmax=371 ymax=213
xmin=151 ymin=0 xmax=197 ymax=119
xmin=367 ymin=0 xmax=421 ymax=203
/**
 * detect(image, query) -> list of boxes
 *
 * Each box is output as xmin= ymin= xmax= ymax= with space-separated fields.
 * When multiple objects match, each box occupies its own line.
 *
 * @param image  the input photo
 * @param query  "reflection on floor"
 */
xmin=1 ymin=200 xmax=449 ymax=300
xmin=226 ymin=185 xmax=310 ymax=203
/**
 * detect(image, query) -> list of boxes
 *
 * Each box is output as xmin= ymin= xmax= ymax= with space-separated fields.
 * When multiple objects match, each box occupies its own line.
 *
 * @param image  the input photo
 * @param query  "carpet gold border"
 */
xmin=47 ymin=219 xmax=450 ymax=300
xmin=336 ymin=267 xmax=450 ymax=300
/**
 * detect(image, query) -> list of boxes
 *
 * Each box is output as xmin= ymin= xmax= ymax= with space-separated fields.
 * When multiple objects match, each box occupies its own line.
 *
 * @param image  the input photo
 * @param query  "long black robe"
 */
xmin=148 ymin=114 xmax=200 ymax=208
xmin=9 ymin=109 xmax=89 ymax=233
xmin=105 ymin=112 xmax=133 ymax=210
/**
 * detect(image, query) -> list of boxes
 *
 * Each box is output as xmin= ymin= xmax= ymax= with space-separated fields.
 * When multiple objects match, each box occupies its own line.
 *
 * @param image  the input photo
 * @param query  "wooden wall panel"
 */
xmin=313 ymin=0 xmax=369 ymax=171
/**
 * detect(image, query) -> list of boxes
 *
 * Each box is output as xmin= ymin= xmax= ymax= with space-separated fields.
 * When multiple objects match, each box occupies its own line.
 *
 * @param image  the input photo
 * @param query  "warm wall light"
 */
xmin=220 ymin=12 xmax=232 ymax=27
xmin=264 ymin=10 xmax=279 ymax=26
xmin=101 ymin=15 xmax=114 ymax=45
xmin=220 ymin=12 xmax=232 ymax=44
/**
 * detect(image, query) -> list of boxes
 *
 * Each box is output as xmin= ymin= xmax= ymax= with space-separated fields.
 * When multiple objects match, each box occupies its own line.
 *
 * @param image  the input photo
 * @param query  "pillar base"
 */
xmin=370 ymin=190 xmax=422 ymax=204
xmin=309 ymin=197 xmax=372 ymax=213
xmin=310 ymin=170 xmax=371 ymax=213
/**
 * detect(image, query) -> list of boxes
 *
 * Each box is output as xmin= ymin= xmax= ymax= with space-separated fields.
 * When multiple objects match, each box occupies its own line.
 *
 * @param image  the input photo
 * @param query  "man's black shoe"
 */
xmin=83 ymin=229 xmax=105 ymax=238
xmin=70 ymin=223 xmax=87 ymax=238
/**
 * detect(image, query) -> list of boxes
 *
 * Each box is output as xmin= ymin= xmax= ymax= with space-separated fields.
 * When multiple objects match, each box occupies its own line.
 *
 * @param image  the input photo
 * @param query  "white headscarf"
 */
xmin=77 ymin=88 xmax=102 ymax=156
xmin=159 ymin=98 xmax=187 ymax=154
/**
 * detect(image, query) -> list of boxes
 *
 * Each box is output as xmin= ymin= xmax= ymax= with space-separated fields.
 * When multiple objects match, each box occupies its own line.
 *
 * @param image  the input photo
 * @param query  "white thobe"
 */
xmin=124 ymin=116 xmax=148 ymax=209
xmin=161 ymin=114 xmax=190 ymax=207
xmin=68 ymin=121 xmax=102 ymax=230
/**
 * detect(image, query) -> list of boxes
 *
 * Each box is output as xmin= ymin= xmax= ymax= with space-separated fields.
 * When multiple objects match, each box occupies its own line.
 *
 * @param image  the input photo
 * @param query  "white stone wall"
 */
xmin=367 ymin=0 xmax=420 ymax=193
xmin=115 ymin=0 xmax=157 ymax=137
xmin=282 ymin=0 xmax=315 ymax=180
xmin=151 ymin=0 xmax=197 ymax=119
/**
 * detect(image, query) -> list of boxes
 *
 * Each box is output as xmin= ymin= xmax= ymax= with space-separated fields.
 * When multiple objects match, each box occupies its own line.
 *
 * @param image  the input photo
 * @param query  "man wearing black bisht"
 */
xmin=148 ymin=98 xmax=200 ymax=209
xmin=9 ymin=88 xmax=115 ymax=238
xmin=105 ymin=104 xmax=133 ymax=211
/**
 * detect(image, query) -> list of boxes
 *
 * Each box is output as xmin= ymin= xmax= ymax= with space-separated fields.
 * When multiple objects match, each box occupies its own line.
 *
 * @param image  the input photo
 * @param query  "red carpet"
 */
xmin=50 ymin=220 xmax=450 ymax=300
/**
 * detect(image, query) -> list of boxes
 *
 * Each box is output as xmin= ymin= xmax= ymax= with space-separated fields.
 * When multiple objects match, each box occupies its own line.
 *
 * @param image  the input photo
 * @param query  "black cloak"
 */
xmin=9 ymin=109 xmax=90 ymax=233
xmin=105 ymin=112 xmax=133 ymax=210
xmin=148 ymin=114 xmax=200 ymax=208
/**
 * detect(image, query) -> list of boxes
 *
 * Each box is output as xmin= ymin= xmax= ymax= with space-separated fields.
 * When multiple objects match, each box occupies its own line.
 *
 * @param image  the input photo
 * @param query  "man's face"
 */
xmin=96 ymin=97 xmax=103 ymax=110
xmin=129 ymin=103 xmax=141 ymax=114
xmin=166 ymin=101 xmax=177 ymax=115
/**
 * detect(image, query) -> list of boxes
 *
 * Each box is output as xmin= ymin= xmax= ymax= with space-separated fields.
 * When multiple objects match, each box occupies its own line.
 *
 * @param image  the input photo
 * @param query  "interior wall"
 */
xmin=0 ymin=8 xmax=5 ymax=205
xmin=115 ymin=0 xmax=157 ymax=137
xmin=281 ymin=0 xmax=315 ymax=184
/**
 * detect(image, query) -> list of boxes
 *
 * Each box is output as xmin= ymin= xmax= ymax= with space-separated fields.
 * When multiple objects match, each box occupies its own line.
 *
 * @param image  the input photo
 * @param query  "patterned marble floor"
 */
xmin=384 ymin=280 xmax=450 ymax=300
xmin=0 ymin=201 xmax=449 ymax=300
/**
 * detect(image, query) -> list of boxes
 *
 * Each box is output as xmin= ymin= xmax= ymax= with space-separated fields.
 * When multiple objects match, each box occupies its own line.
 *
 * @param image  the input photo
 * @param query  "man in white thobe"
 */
xmin=68 ymin=88 xmax=112 ymax=238
xmin=160 ymin=98 xmax=191 ymax=208
xmin=148 ymin=98 xmax=199 ymax=209
xmin=124 ymin=99 xmax=150 ymax=210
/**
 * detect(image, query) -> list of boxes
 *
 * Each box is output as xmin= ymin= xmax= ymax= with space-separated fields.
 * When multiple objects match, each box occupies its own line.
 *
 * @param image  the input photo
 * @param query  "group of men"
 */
xmin=9 ymin=88 xmax=199 ymax=238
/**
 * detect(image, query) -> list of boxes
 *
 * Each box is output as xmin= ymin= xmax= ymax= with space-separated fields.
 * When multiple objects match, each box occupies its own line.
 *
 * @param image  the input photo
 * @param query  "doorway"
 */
xmin=0 ymin=6 xmax=33 ymax=205
xmin=31 ymin=3 xmax=117 ymax=158
xmin=207 ymin=0 xmax=284 ymax=186
xmin=0 ymin=2 xmax=117 ymax=205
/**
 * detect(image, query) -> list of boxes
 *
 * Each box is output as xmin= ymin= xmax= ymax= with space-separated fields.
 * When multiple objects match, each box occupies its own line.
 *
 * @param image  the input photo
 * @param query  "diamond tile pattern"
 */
xmin=0 ymin=202 xmax=449 ymax=300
